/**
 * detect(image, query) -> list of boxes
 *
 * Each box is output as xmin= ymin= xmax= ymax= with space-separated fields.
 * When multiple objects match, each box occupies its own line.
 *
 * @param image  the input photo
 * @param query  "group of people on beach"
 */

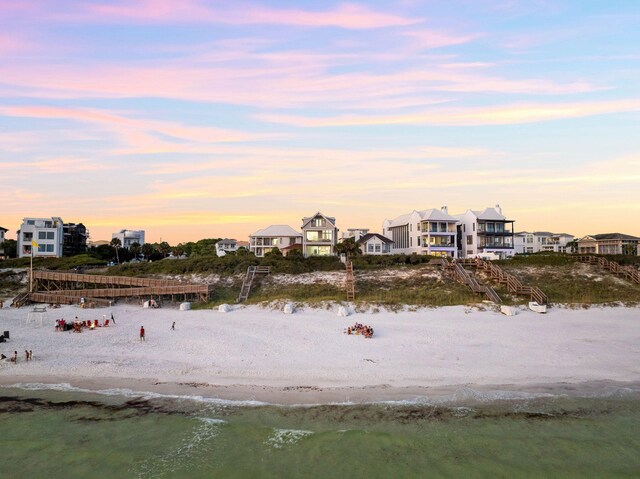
xmin=345 ymin=322 xmax=374 ymax=338
xmin=55 ymin=313 xmax=115 ymax=333
xmin=1 ymin=350 xmax=33 ymax=363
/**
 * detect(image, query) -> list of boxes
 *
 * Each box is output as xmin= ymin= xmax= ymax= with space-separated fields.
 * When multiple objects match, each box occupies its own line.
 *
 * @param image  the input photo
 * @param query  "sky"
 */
xmin=1 ymin=0 xmax=639 ymax=244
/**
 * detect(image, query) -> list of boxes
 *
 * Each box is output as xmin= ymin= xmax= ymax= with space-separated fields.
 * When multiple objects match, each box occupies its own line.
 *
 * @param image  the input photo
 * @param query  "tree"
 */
xmin=141 ymin=243 xmax=155 ymax=259
xmin=1 ymin=239 xmax=17 ymax=258
xmin=334 ymin=238 xmax=361 ymax=259
xmin=158 ymin=241 xmax=171 ymax=257
xmin=265 ymin=247 xmax=282 ymax=257
xmin=130 ymin=242 xmax=141 ymax=258
xmin=110 ymin=238 xmax=122 ymax=264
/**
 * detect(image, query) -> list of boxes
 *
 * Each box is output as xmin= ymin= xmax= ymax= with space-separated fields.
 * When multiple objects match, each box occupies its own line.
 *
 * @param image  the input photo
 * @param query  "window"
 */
xmin=417 ymin=237 xmax=421 ymax=246
xmin=467 ymin=235 xmax=473 ymax=245
xmin=473 ymin=223 xmax=476 ymax=232
xmin=47 ymin=232 xmax=54 ymax=240
xmin=312 ymin=218 xmax=326 ymax=227
xmin=375 ymin=244 xmax=381 ymax=252
xmin=368 ymin=244 xmax=374 ymax=252
xmin=39 ymin=231 xmax=47 ymax=240
xmin=410 ymin=237 xmax=412 ymax=247
xmin=46 ymin=244 xmax=54 ymax=252
xmin=44 ymin=221 xmax=52 ymax=228
xmin=38 ymin=244 xmax=46 ymax=252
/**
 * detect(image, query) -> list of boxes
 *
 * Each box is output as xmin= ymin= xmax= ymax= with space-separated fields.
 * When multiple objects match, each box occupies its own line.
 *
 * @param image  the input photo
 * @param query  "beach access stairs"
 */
xmin=345 ymin=260 xmax=355 ymax=301
xmin=457 ymin=258 xmax=548 ymax=305
xmin=438 ymin=258 xmax=502 ymax=303
xmin=237 ymin=265 xmax=271 ymax=303
xmin=576 ymin=255 xmax=640 ymax=284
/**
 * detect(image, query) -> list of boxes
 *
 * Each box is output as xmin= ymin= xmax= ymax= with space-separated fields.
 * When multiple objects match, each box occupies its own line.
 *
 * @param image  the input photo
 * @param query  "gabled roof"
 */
xmin=385 ymin=208 xmax=458 ymax=228
xmin=301 ymin=211 xmax=337 ymax=229
xmin=473 ymin=207 xmax=507 ymax=221
xmin=586 ymin=233 xmax=640 ymax=241
xmin=0 ymin=226 xmax=7 ymax=232
xmin=356 ymin=233 xmax=394 ymax=245
xmin=250 ymin=225 xmax=301 ymax=238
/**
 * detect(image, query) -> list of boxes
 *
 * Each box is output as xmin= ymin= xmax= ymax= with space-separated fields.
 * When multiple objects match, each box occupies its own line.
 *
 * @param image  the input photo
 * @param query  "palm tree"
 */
xmin=334 ymin=237 xmax=360 ymax=259
xmin=110 ymin=238 xmax=122 ymax=264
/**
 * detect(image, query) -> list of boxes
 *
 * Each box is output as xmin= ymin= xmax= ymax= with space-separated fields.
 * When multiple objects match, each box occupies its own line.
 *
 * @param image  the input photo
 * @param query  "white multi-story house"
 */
xmin=340 ymin=228 xmax=370 ymax=242
xmin=356 ymin=233 xmax=394 ymax=255
xmin=249 ymin=225 xmax=302 ymax=257
xmin=301 ymin=212 xmax=338 ymax=257
xmin=382 ymin=207 xmax=459 ymax=258
xmin=454 ymin=205 xmax=515 ymax=259
xmin=0 ymin=226 xmax=7 ymax=259
xmin=215 ymin=238 xmax=238 ymax=256
xmin=577 ymin=233 xmax=640 ymax=255
xmin=17 ymin=217 xmax=64 ymax=258
xmin=112 ymin=229 xmax=145 ymax=249
xmin=515 ymin=231 xmax=574 ymax=254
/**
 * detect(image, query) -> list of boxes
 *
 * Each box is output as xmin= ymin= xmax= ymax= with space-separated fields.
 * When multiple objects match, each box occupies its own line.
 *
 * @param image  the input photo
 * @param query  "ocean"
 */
xmin=1 ymin=384 xmax=639 ymax=478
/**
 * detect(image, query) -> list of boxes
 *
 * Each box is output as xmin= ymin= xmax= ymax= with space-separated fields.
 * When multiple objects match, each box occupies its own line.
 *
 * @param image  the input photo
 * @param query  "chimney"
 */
xmin=495 ymin=204 xmax=502 ymax=215
xmin=441 ymin=205 xmax=448 ymax=214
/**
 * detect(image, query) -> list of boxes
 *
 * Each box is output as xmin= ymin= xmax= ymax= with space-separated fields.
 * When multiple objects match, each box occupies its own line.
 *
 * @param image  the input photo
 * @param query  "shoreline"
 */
xmin=2 ymin=375 xmax=639 ymax=406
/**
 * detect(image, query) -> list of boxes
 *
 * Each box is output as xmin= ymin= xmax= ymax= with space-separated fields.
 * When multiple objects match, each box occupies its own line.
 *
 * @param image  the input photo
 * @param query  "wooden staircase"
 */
xmin=576 ymin=255 xmax=640 ymax=284
xmin=458 ymin=258 xmax=548 ymax=305
xmin=345 ymin=261 xmax=355 ymax=301
xmin=11 ymin=291 xmax=31 ymax=308
xmin=440 ymin=258 xmax=502 ymax=303
xmin=237 ymin=266 xmax=271 ymax=303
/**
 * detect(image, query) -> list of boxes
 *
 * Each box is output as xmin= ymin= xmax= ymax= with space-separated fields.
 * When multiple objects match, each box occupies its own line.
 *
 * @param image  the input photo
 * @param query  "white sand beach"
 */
xmin=1 ymin=303 xmax=639 ymax=404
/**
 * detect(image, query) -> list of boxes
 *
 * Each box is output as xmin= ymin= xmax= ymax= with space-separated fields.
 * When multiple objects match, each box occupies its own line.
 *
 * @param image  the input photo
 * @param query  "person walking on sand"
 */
xmin=171 ymin=321 xmax=175 ymax=331
xmin=140 ymin=325 xmax=145 ymax=341
xmin=111 ymin=312 xmax=116 ymax=325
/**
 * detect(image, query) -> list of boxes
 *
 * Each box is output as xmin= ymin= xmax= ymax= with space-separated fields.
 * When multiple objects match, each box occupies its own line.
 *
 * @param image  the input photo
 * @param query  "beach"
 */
xmin=1 ymin=303 xmax=639 ymax=403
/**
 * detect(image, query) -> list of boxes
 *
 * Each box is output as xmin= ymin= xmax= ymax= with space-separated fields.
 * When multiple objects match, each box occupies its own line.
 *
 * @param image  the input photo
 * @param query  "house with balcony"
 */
xmin=112 ymin=229 xmax=145 ymax=249
xmin=515 ymin=231 xmax=575 ymax=254
xmin=215 ymin=238 xmax=238 ymax=256
xmin=340 ymin=228 xmax=370 ymax=242
xmin=301 ymin=212 xmax=339 ymax=257
xmin=577 ymin=233 xmax=640 ymax=255
xmin=356 ymin=233 xmax=394 ymax=255
xmin=382 ymin=206 xmax=459 ymax=258
xmin=454 ymin=205 xmax=515 ymax=259
xmin=63 ymin=222 xmax=88 ymax=256
xmin=17 ymin=217 xmax=65 ymax=258
xmin=249 ymin=225 xmax=302 ymax=257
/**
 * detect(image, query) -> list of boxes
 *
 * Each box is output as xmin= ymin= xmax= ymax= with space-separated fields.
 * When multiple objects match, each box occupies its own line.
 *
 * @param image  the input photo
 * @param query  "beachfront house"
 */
xmin=577 ymin=233 xmax=640 ymax=255
xmin=454 ymin=205 xmax=515 ymax=259
xmin=112 ymin=229 xmax=145 ymax=249
xmin=17 ymin=217 xmax=65 ymax=258
xmin=340 ymin=228 xmax=370 ymax=242
xmin=63 ymin=222 xmax=88 ymax=256
xmin=356 ymin=233 xmax=394 ymax=255
xmin=215 ymin=238 xmax=238 ymax=256
xmin=382 ymin=206 xmax=459 ymax=258
xmin=249 ymin=225 xmax=302 ymax=257
xmin=0 ymin=226 xmax=7 ymax=259
xmin=515 ymin=231 xmax=575 ymax=254
xmin=301 ymin=212 xmax=338 ymax=257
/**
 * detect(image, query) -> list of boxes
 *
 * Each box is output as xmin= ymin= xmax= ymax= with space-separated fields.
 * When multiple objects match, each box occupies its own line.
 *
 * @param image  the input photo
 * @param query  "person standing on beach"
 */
xmin=171 ymin=321 xmax=175 ymax=331
xmin=111 ymin=312 xmax=116 ymax=325
xmin=140 ymin=325 xmax=145 ymax=341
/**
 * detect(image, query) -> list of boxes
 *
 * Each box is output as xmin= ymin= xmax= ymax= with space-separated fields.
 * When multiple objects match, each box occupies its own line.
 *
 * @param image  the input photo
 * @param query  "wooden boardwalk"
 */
xmin=14 ymin=270 xmax=212 ymax=307
xmin=439 ymin=258 xmax=502 ymax=303
xmin=237 ymin=266 xmax=270 ymax=302
xmin=576 ymin=255 xmax=640 ymax=284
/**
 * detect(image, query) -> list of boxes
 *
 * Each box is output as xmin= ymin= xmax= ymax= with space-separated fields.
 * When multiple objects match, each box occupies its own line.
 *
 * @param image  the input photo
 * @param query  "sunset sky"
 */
xmin=1 ymin=0 xmax=639 ymax=244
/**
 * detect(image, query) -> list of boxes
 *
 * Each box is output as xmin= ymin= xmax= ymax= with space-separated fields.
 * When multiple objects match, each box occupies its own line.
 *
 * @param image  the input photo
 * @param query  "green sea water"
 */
xmin=1 ymin=385 xmax=639 ymax=478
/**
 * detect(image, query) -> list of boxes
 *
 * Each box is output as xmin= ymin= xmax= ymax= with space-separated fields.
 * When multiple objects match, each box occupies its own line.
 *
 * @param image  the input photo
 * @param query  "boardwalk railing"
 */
xmin=439 ymin=258 xmax=502 ymax=303
xmin=458 ymin=258 xmax=548 ymax=305
xmin=576 ymin=255 xmax=640 ymax=284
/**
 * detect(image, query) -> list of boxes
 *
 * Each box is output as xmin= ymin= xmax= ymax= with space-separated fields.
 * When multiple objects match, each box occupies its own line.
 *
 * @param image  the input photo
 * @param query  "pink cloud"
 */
xmin=256 ymin=99 xmax=640 ymax=127
xmin=58 ymin=0 xmax=421 ymax=29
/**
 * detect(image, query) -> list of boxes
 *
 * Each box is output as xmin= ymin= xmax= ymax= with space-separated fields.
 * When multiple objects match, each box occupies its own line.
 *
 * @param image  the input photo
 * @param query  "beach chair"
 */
xmin=103 ymin=319 xmax=110 ymax=327
xmin=93 ymin=320 xmax=99 ymax=328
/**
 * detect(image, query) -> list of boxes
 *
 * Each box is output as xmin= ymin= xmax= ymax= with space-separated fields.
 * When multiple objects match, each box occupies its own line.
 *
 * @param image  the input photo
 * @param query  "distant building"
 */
xmin=454 ymin=205 xmax=515 ymax=259
xmin=112 ymin=229 xmax=145 ymax=249
xmin=63 ymin=222 xmax=88 ymax=256
xmin=341 ymin=228 xmax=370 ymax=242
xmin=515 ymin=231 xmax=575 ymax=254
xmin=17 ymin=217 xmax=64 ymax=258
xmin=577 ymin=233 xmax=640 ymax=255
xmin=249 ymin=225 xmax=302 ymax=257
xmin=383 ymin=206 xmax=459 ymax=258
xmin=356 ymin=233 xmax=394 ymax=255
xmin=0 ymin=226 xmax=7 ymax=259
xmin=301 ymin=212 xmax=339 ymax=257
xmin=215 ymin=238 xmax=238 ymax=256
